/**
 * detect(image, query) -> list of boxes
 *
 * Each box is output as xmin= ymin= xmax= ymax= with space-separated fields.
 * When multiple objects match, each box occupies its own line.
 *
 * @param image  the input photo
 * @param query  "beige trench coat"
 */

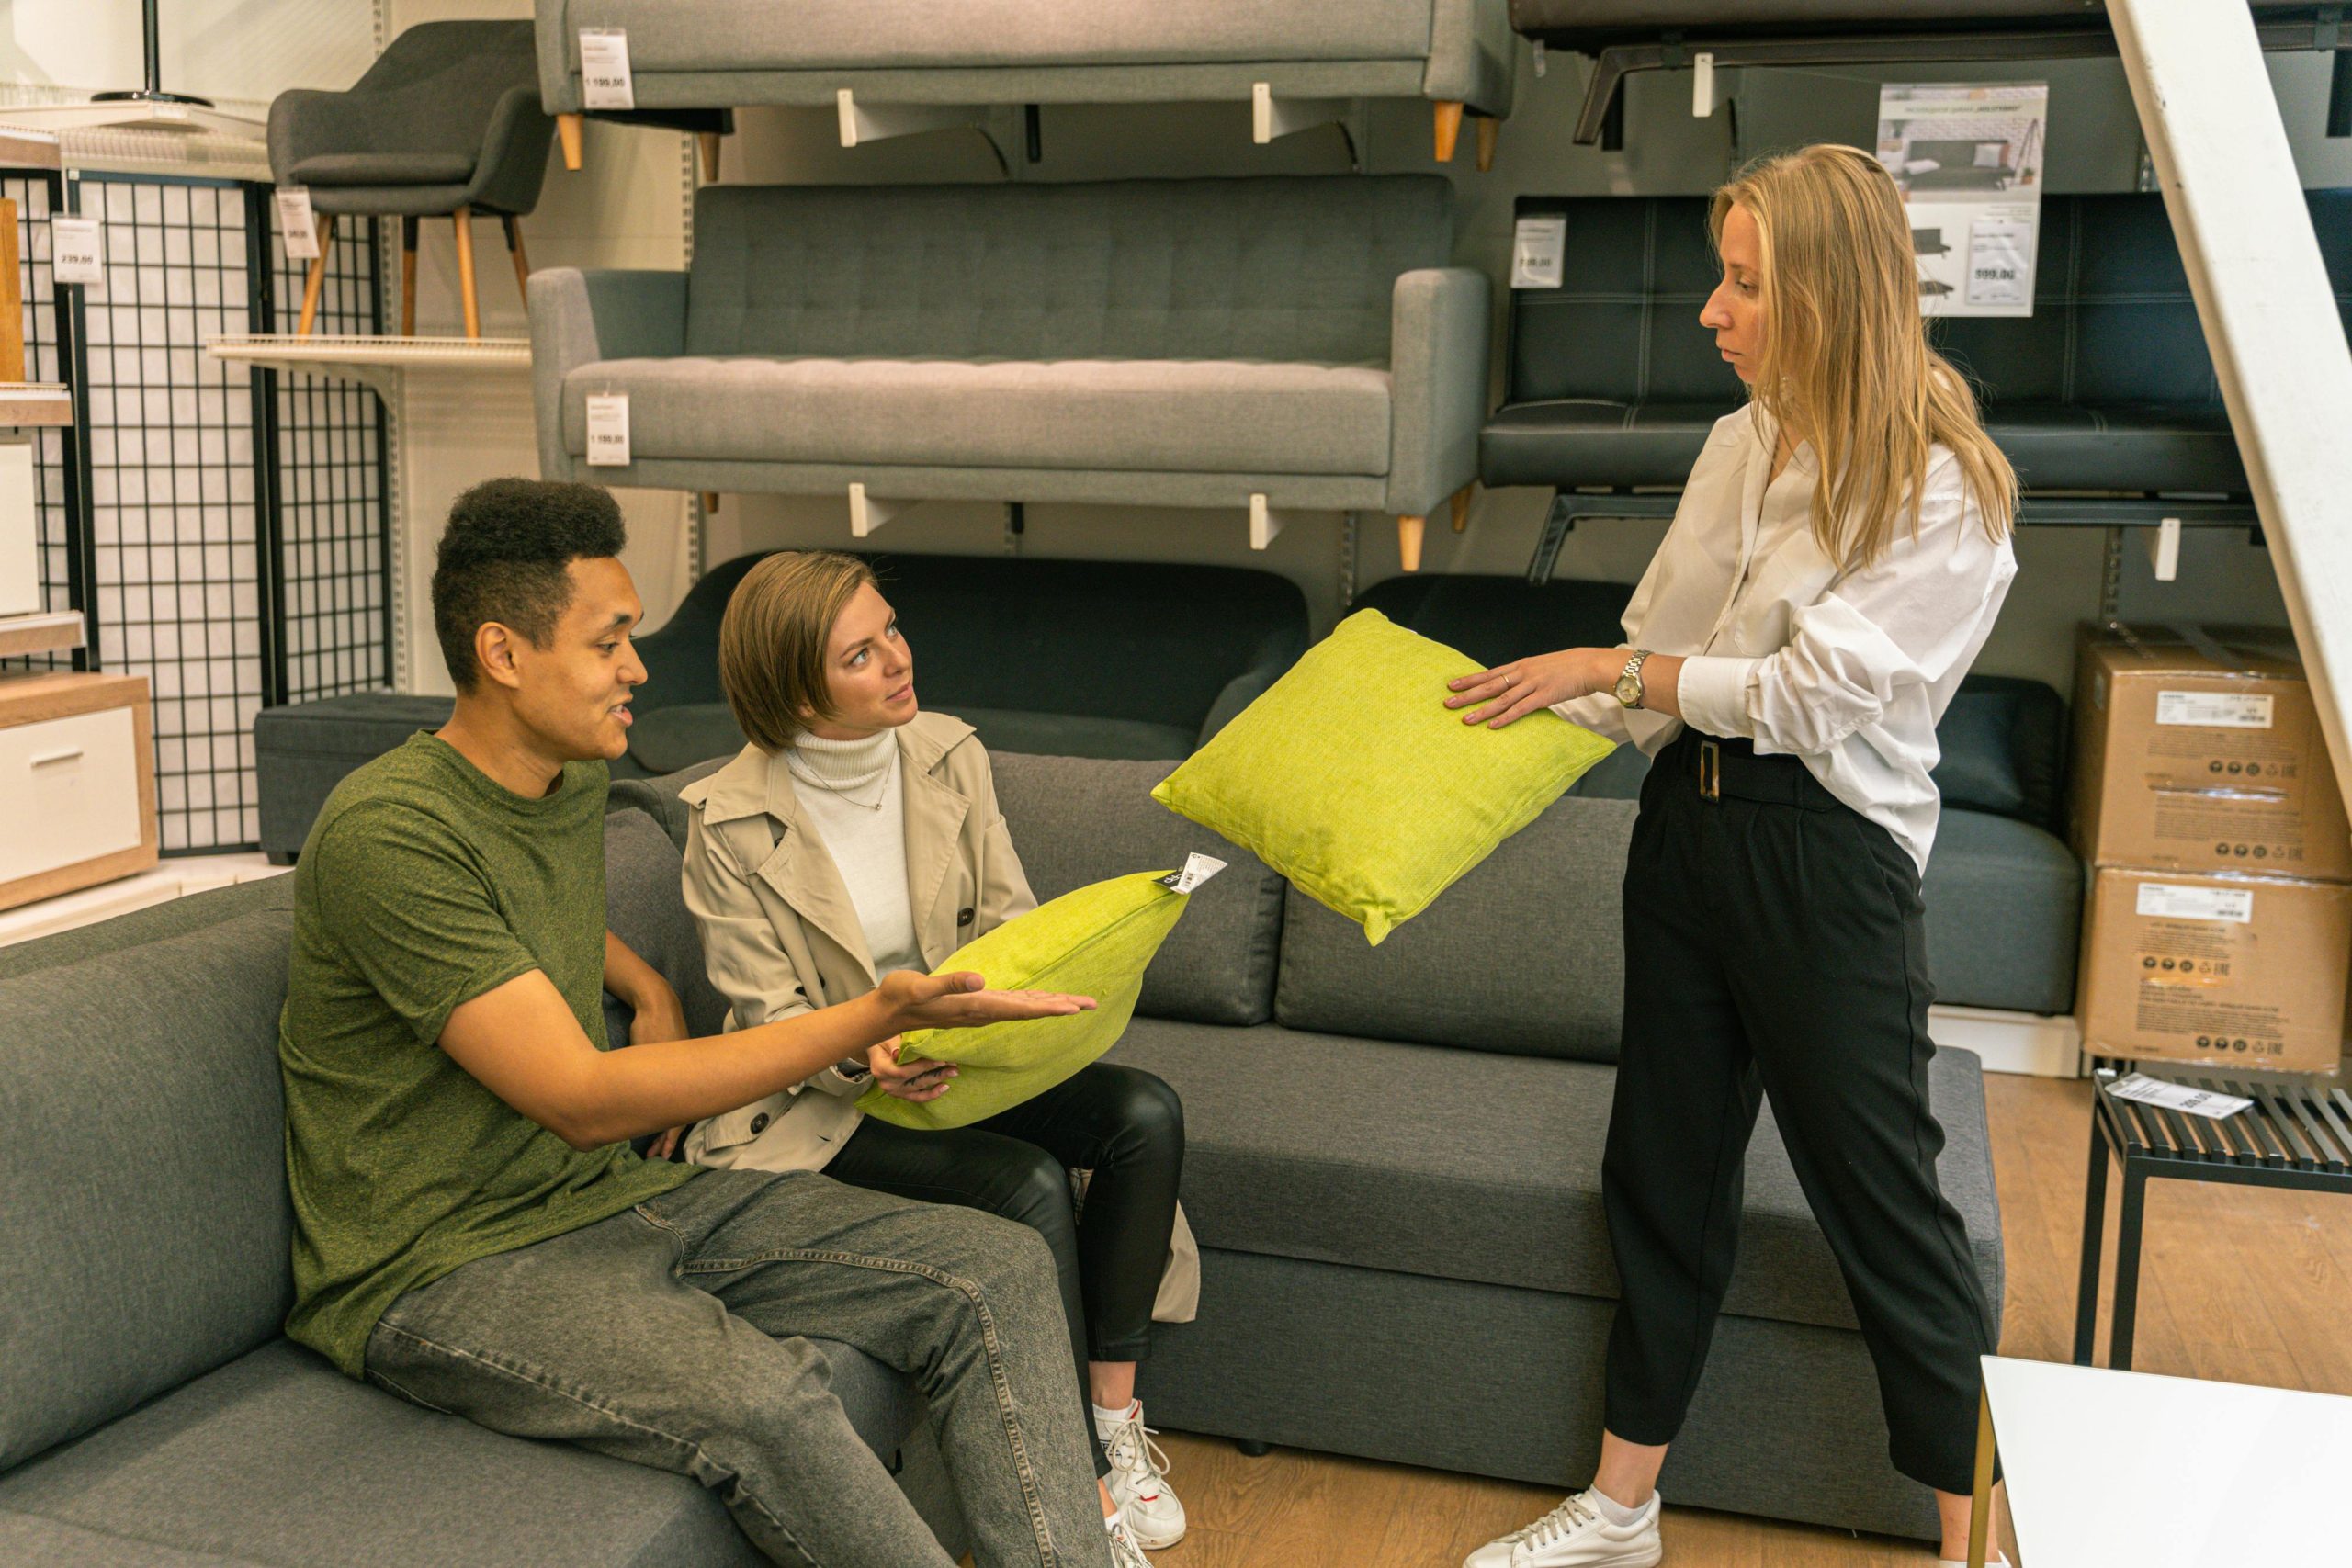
xmin=677 ymin=711 xmax=1199 ymax=1322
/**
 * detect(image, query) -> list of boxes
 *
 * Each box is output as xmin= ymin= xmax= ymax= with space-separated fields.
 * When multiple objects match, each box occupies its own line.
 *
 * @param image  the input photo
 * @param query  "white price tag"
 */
xmin=1964 ymin=218 xmax=2033 ymax=309
xmin=2135 ymin=882 xmax=2253 ymax=924
xmin=2109 ymin=1072 xmax=2253 ymax=1121
xmin=274 ymin=187 xmax=320 ymax=261
xmin=50 ymin=217 xmax=103 ymax=285
xmin=579 ymin=28 xmax=635 ymax=111
xmin=2156 ymin=690 xmax=2274 ymax=730
xmin=1510 ymin=216 xmax=1566 ymax=289
xmin=1157 ymin=853 xmax=1227 ymax=895
xmin=584 ymin=393 xmax=630 ymax=468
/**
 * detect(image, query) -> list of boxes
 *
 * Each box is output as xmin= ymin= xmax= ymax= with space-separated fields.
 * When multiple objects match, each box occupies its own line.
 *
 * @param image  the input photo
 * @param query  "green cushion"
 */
xmin=1149 ymin=609 xmax=1615 ymax=944
xmin=856 ymin=872 xmax=1194 ymax=1131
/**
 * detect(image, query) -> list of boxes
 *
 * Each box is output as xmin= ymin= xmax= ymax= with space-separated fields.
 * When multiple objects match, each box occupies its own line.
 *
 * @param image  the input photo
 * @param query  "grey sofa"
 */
xmin=530 ymin=175 xmax=1489 ymax=570
xmin=534 ymin=0 xmax=1515 ymax=164
xmin=0 ymin=809 xmax=967 ymax=1566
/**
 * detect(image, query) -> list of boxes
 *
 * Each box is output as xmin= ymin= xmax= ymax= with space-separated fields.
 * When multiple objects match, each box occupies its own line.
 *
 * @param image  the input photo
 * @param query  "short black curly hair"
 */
xmin=431 ymin=479 xmax=628 ymax=693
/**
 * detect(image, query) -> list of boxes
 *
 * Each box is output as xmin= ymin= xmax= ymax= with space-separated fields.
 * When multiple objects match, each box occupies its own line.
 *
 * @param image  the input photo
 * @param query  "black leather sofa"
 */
xmin=1481 ymin=190 xmax=2352 ymax=580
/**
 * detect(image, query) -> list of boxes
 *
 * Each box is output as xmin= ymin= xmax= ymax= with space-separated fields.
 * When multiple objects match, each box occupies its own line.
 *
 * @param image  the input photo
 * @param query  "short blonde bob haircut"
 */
xmin=1711 ymin=143 xmax=2018 ymax=570
xmin=718 ymin=549 xmax=876 ymax=753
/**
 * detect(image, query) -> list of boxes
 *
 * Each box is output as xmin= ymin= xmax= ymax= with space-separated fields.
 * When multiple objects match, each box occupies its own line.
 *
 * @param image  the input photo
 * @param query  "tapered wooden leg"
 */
xmin=1476 ymin=114 xmax=1498 ymax=172
xmin=558 ymin=113 xmax=583 ymax=171
xmin=400 ymin=215 xmax=418 ymax=337
xmin=0 ymin=198 xmax=24 ymax=383
xmin=1450 ymin=484 xmax=1473 ymax=533
xmin=502 ymin=215 xmax=531 ymax=307
xmin=452 ymin=206 xmax=480 ymax=340
xmin=1398 ymin=514 xmax=1427 ymax=572
xmin=702 ymin=492 xmax=720 ymax=514
xmin=1433 ymin=100 xmax=1464 ymax=163
xmin=698 ymin=131 xmax=722 ymax=181
xmin=295 ymin=214 xmax=335 ymax=338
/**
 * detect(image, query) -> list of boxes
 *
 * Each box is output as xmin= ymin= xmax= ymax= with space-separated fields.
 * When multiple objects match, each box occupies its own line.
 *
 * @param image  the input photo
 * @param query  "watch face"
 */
xmin=1616 ymin=673 xmax=1641 ymax=705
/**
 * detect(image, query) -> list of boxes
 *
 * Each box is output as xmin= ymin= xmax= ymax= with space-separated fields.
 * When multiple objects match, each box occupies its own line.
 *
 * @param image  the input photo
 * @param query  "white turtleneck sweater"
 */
xmin=785 ymin=728 xmax=924 ymax=977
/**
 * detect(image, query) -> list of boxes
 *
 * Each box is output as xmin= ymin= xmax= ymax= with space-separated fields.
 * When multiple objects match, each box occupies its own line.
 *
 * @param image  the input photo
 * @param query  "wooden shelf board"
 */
xmin=0 ymin=384 xmax=73 ymax=427
xmin=0 ymin=610 xmax=85 ymax=659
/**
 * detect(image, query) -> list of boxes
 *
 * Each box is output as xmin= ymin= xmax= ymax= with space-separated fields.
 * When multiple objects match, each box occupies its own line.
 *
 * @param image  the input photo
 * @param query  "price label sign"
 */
xmin=579 ymin=28 xmax=635 ymax=111
xmin=1510 ymin=216 xmax=1567 ymax=289
xmin=275 ymin=187 xmax=321 ymax=261
xmin=51 ymin=217 xmax=104 ymax=285
xmin=585 ymin=393 xmax=631 ymax=467
xmin=1964 ymin=218 xmax=2033 ymax=310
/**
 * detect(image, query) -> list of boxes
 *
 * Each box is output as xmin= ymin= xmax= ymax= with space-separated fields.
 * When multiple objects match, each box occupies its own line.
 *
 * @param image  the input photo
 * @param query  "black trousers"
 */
xmin=1602 ymin=731 xmax=1997 ymax=1495
xmin=826 ymin=1061 xmax=1184 ymax=1480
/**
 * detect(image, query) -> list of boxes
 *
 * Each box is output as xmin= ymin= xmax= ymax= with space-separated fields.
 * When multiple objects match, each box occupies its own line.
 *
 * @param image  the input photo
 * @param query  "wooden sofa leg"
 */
xmin=400 ymin=215 xmax=418 ymax=337
xmin=1451 ymin=484 xmax=1473 ymax=533
xmin=452 ymin=206 xmax=480 ymax=340
xmin=503 ymin=215 xmax=531 ymax=306
xmin=698 ymin=131 xmax=723 ymax=181
xmin=558 ymin=113 xmax=583 ymax=171
xmin=1476 ymin=114 xmax=1498 ymax=172
xmin=1433 ymin=100 xmax=1464 ymax=163
xmin=296 ymin=214 xmax=335 ymax=338
xmin=1398 ymin=514 xmax=1427 ymax=572
xmin=702 ymin=491 xmax=720 ymax=515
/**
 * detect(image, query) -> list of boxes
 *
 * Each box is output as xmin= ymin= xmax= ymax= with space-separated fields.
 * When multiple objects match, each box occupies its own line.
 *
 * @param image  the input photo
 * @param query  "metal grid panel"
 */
xmin=3 ymin=170 xmax=87 ymax=674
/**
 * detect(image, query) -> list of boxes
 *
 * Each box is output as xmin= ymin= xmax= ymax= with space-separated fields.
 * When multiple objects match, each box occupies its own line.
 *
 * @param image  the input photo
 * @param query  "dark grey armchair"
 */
xmin=266 ymin=21 xmax=554 ymax=339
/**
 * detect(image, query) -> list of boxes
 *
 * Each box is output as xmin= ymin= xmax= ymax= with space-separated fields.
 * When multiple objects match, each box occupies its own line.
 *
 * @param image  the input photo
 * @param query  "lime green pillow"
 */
xmin=856 ymin=870 xmax=1196 ymax=1131
xmin=1150 ymin=609 xmax=1615 ymax=944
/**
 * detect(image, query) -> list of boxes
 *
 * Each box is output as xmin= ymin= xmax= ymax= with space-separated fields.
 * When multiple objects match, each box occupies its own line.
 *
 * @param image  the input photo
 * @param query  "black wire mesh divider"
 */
xmin=2 ymin=167 xmax=94 ymax=676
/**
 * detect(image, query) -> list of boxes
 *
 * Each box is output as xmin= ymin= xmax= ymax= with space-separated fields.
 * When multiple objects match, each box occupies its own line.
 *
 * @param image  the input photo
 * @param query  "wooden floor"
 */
xmin=1136 ymin=1074 xmax=2352 ymax=1567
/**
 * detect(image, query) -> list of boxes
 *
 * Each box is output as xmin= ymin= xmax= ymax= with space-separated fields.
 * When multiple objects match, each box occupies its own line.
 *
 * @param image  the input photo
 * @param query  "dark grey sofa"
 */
xmin=612 ymin=748 xmax=2006 ymax=1544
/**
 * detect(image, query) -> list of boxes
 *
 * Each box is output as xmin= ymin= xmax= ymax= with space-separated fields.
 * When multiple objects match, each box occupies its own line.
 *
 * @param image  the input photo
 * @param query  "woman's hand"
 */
xmin=866 ymin=1035 xmax=958 ymax=1103
xmin=876 ymin=969 xmax=1098 ymax=1033
xmin=1444 ymin=648 xmax=1619 ymax=728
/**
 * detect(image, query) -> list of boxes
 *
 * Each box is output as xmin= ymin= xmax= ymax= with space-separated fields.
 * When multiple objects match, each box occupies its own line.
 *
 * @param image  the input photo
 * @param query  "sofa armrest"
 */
xmin=536 ymin=0 xmax=582 ymax=115
xmin=526 ymin=267 xmax=688 ymax=481
xmin=1198 ymin=662 xmax=1285 ymax=748
xmin=1385 ymin=266 xmax=1492 ymax=519
xmin=1423 ymin=0 xmax=1517 ymax=116
xmin=467 ymin=85 xmax=558 ymax=217
xmin=266 ymin=89 xmax=359 ymax=185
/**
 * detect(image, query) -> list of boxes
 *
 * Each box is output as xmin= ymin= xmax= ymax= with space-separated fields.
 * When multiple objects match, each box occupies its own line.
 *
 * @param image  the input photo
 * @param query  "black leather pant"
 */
xmin=827 ymin=1061 xmax=1185 ymax=1479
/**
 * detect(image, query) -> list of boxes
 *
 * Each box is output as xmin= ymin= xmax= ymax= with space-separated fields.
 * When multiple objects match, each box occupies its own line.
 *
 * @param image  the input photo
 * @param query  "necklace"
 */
xmin=787 ymin=733 xmax=896 ymax=812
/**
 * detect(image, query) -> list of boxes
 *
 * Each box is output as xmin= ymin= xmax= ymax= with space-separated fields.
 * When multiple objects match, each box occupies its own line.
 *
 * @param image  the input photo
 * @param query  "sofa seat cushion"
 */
xmin=1104 ymin=1021 xmax=2001 ymax=1334
xmin=0 ymin=1337 xmax=917 ymax=1568
xmin=561 ymin=0 xmax=1440 ymax=73
xmin=1919 ymin=809 xmax=2083 ymax=1015
xmin=561 ymin=356 xmax=1393 ymax=477
xmin=288 ymin=151 xmax=477 ymax=188
xmin=626 ymin=702 xmax=1196 ymax=778
xmin=1480 ymin=399 xmax=1729 ymax=490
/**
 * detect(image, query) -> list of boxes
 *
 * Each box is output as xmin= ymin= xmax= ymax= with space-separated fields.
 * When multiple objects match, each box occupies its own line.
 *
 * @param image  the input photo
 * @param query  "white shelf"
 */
xmin=203 ymin=335 xmax=532 ymax=398
xmin=0 ymin=384 xmax=72 ymax=427
xmin=0 ymin=611 xmax=85 ymax=659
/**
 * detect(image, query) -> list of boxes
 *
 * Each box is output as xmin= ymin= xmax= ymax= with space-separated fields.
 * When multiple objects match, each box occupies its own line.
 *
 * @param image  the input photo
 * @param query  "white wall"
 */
xmin=0 ymin=0 xmax=375 ymax=111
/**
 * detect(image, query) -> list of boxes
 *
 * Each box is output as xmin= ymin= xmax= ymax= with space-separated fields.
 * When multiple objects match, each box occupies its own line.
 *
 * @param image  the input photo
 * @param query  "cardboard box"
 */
xmin=2070 ymin=623 xmax=2352 ymax=881
xmin=2076 ymin=866 xmax=2349 ymax=1072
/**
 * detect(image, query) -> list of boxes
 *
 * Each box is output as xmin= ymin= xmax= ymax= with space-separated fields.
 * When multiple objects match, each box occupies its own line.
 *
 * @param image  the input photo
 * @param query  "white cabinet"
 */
xmin=0 ymin=672 xmax=155 ymax=910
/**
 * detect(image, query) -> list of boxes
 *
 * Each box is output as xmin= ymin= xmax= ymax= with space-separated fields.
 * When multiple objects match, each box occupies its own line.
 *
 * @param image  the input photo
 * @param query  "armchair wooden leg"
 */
xmin=1433 ymin=100 xmax=1464 ymax=163
xmin=1450 ymin=484 xmax=1473 ymax=533
xmin=702 ymin=492 xmax=720 ymax=515
xmin=1398 ymin=514 xmax=1427 ymax=572
xmin=558 ymin=113 xmax=583 ymax=171
xmin=452 ymin=206 xmax=481 ymax=341
xmin=1476 ymin=114 xmax=1498 ymax=172
xmin=400 ymin=215 xmax=418 ymax=337
xmin=697 ymin=131 xmax=722 ymax=181
xmin=502 ymin=215 xmax=531 ymax=307
xmin=295 ymin=214 xmax=335 ymax=339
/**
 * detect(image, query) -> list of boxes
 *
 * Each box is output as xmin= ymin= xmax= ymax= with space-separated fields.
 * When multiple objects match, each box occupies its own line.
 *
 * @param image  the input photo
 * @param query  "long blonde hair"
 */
xmin=1711 ymin=144 xmax=2017 ymax=569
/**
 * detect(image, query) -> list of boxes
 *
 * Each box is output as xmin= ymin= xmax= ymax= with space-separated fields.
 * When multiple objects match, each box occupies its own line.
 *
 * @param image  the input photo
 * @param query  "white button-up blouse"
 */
xmin=1555 ymin=402 xmax=2018 ymax=873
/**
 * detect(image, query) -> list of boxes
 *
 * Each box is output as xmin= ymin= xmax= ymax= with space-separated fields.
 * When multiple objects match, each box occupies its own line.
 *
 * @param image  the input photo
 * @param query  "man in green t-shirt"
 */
xmin=279 ymin=479 xmax=1127 ymax=1568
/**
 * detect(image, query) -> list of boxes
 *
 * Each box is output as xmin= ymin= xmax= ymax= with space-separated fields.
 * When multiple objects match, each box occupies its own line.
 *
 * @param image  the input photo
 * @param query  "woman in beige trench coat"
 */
xmin=673 ymin=550 xmax=1198 ymax=1552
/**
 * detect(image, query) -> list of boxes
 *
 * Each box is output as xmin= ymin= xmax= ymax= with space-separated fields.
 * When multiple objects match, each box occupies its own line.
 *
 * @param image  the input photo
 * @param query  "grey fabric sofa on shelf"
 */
xmin=529 ymin=175 xmax=1490 ymax=571
xmin=607 ymin=747 xmax=2004 ymax=1544
xmin=533 ymin=0 xmax=1516 ymax=167
xmin=0 ymin=811 xmax=967 ymax=1567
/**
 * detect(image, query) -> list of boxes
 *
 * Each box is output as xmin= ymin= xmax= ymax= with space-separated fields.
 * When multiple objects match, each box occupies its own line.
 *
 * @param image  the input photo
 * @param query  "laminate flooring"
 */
xmin=1124 ymin=1074 xmax=2352 ymax=1567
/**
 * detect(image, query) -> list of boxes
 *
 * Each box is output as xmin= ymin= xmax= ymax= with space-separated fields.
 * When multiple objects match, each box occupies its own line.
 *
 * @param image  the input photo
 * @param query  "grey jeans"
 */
xmin=363 ymin=1168 xmax=1112 ymax=1568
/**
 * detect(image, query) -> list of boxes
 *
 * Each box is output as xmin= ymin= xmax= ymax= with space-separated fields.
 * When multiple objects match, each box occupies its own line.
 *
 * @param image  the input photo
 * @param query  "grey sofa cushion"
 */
xmin=604 ymin=808 xmax=731 ymax=1046
xmin=627 ymin=703 xmax=1197 ymax=778
xmin=993 ymin=754 xmax=1285 ymax=1028
xmin=290 ymin=151 xmax=476 ymax=186
xmin=684 ymin=177 xmax=1452 ymax=366
xmin=561 ymin=355 xmax=1394 ymax=477
xmin=1921 ymin=809 xmax=2083 ymax=1015
xmin=1106 ymin=1020 xmax=2002 ymax=1335
xmin=1276 ymin=795 xmax=1636 ymax=1061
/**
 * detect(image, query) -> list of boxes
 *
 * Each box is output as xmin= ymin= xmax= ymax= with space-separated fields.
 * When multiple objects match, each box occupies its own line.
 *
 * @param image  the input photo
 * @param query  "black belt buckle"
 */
xmin=1698 ymin=738 xmax=1722 ymax=801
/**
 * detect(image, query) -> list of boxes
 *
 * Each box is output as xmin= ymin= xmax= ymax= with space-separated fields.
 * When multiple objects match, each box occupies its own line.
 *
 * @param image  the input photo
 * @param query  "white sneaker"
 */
xmin=1104 ymin=1515 xmax=1154 ymax=1568
xmin=1097 ymin=1401 xmax=1185 ymax=1548
xmin=1464 ymin=1488 xmax=1664 ymax=1568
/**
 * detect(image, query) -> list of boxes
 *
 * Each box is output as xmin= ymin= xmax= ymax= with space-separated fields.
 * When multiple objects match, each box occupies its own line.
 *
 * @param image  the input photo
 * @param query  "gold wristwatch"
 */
xmin=1614 ymin=649 xmax=1653 ymax=710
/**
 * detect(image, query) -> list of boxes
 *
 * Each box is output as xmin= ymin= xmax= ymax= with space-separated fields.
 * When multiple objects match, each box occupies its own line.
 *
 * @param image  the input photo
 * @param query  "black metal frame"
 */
xmin=2073 ymin=1064 xmax=2352 ymax=1371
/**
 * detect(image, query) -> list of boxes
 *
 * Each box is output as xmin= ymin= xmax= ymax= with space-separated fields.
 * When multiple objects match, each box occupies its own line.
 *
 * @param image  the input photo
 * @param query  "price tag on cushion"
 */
xmin=584 ymin=392 xmax=630 ymax=467
xmin=275 ymin=188 xmax=320 ymax=261
xmin=50 ymin=218 xmax=103 ymax=286
xmin=579 ymin=28 xmax=635 ymax=111
xmin=856 ymin=870 xmax=1198 ymax=1132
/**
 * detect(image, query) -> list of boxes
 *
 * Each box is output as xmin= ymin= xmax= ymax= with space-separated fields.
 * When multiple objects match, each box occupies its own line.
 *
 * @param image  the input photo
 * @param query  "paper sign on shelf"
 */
xmin=579 ymin=29 xmax=635 ymax=111
xmin=1510 ymin=216 xmax=1566 ymax=289
xmin=2108 ymin=1072 xmax=2253 ymax=1121
xmin=1964 ymin=217 xmax=2034 ymax=310
xmin=1878 ymin=81 xmax=2047 ymax=318
xmin=50 ymin=217 xmax=103 ymax=285
xmin=585 ymin=393 xmax=630 ymax=467
xmin=275 ymin=188 xmax=320 ymax=261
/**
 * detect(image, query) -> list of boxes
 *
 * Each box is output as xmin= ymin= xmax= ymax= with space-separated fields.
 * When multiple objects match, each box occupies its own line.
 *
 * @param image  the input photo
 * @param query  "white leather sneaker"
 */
xmin=1104 ymin=1514 xmax=1154 ymax=1568
xmin=1463 ymin=1488 xmax=1664 ymax=1568
xmin=1098 ymin=1401 xmax=1185 ymax=1548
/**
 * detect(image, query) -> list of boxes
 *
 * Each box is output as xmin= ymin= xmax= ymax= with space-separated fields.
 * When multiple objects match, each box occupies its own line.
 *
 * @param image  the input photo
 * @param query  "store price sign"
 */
xmin=1965 ymin=218 xmax=2034 ymax=310
xmin=51 ymin=217 xmax=104 ymax=285
xmin=579 ymin=29 xmax=635 ymax=111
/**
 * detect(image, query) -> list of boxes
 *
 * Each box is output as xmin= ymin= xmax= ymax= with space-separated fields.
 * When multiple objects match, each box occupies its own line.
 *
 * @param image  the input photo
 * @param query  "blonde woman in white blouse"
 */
xmin=1453 ymin=147 xmax=2018 ymax=1568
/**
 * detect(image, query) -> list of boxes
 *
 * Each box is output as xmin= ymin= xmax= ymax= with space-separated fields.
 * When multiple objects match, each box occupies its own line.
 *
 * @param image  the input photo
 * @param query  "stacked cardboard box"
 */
xmin=2071 ymin=624 xmax=2351 ymax=1073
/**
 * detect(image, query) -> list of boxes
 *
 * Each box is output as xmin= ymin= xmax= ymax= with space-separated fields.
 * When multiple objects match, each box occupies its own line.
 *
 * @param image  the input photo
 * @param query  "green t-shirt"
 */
xmin=278 ymin=732 xmax=696 ymax=1376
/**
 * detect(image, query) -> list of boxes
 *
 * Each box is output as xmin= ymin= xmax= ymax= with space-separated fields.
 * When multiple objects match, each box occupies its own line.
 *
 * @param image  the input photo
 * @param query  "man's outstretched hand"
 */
xmin=877 ymin=969 xmax=1097 ymax=1033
